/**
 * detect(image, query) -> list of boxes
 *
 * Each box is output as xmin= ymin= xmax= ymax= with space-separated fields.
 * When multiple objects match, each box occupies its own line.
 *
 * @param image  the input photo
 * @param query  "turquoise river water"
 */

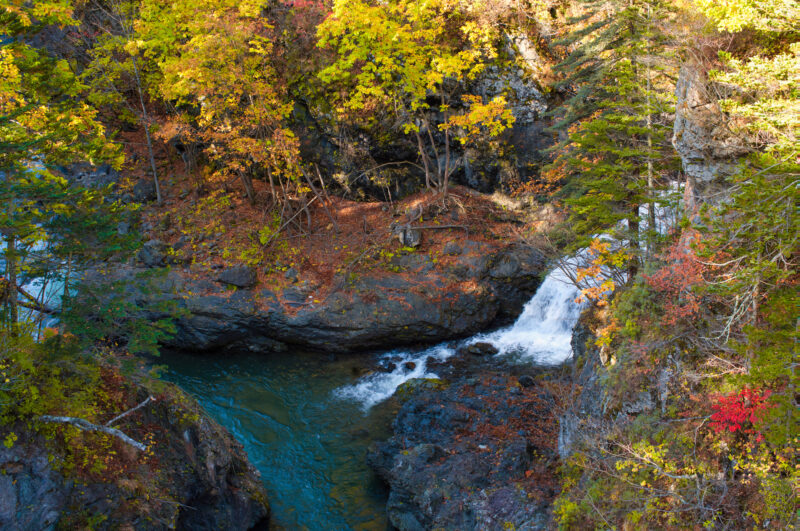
xmin=161 ymin=350 xmax=398 ymax=530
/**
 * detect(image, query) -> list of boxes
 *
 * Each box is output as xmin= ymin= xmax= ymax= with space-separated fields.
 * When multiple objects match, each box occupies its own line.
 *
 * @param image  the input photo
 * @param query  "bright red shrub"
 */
xmin=710 ymin=388 xmax=773 ymax=442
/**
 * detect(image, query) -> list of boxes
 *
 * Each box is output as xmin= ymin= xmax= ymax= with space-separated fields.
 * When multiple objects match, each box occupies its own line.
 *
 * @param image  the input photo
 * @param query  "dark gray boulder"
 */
xmin=217 ymin=266 xmax=258 ymax=288
xmin=132 ymin=179 xmax=157 ymax=203
xmin=138 ymin=239 xmax=168 ymax=267
xmin=368 ymin=374 xmax=555 ymax=530
xmin=457 ymin=342 xmax=499 ymax=356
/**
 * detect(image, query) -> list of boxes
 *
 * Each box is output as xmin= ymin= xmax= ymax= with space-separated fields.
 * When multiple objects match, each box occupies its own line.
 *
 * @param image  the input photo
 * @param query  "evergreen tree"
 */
xmin=546 ymin=0 xmax=678 ymax=285
xmin=692 ymin=1 xmax=799 ymax=445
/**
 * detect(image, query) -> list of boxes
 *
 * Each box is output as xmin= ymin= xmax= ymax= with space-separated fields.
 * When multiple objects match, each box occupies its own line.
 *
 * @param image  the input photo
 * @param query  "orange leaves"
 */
xmin=575 ymin=238 xmax=632 ymax=305
xmin=644 ymin=231 xmax=707 ymax=326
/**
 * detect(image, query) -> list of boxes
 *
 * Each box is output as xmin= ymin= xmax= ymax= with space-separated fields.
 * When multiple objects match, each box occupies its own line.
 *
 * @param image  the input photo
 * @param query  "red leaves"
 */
xmin=644 ymin=231 xmax=707 ymax=326
xmin=710 ymin=388 xmax=773 ymax=442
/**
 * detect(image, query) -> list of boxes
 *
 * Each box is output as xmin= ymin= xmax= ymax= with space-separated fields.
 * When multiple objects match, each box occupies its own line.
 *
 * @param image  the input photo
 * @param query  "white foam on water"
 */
xmin=335 ymin=263 xmax=585 ymax=410
xmin=333 ymin=344 xmax=456 ymax=410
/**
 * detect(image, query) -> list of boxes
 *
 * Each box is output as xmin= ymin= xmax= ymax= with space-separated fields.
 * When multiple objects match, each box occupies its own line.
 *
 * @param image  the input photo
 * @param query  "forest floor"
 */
xmin=121 ymin=129 xmax=563 ymax=310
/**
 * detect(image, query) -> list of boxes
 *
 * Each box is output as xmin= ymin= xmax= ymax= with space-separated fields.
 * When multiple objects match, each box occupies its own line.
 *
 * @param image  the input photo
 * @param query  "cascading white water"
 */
xmin=334 ymin=263 xmax=585 ymax=410
xmin=469 ymin=266 xmax=584 ymax=363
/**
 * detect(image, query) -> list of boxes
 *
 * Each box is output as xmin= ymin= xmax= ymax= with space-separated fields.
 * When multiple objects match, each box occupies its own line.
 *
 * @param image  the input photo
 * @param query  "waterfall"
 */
xmin=334 ymin=263 xmax=585 ymax=409
xmin=469 ymin=266 xmax=585 ymax=364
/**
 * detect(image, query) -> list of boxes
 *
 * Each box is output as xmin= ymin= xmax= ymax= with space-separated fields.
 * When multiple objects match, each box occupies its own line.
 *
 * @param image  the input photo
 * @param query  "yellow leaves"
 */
xmin=443 ymin=95 xmax=515 ymax=143
xmin=122 ymin=40 xmax=144 ymax=56
xmin=318 ymin=0 xmax=503 ymax=125
xmin=237 ymin=0 xmax=268 ymax=19
xmin=2 ymin=0 xmax=76 ymax=29
xmin=693 ymin=0 xmax=799 ymax=33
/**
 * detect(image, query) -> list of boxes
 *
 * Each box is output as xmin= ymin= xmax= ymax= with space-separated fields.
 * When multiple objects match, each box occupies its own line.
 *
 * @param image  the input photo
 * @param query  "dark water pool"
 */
xmin=161 ymin=350 xmax=397 ymax=530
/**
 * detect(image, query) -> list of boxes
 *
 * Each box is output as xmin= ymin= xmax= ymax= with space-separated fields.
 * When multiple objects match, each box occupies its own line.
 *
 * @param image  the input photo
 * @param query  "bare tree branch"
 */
xmin=39 ymin=415 xmax=148 ymax=451
xmin=105 ymin=395 xmax=155 ymax=427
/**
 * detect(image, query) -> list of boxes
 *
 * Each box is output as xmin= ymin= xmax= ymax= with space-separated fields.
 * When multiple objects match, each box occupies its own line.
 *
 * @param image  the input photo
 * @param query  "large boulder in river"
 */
xmin=368 ymin=373 xmax=557 ymax=530
xmin=457 ymin=342 xmax=499 ymax=357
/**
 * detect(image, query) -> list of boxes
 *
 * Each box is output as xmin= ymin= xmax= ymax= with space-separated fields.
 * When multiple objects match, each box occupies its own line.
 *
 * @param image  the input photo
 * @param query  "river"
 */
xmin=161 ymin=265 xmax=584 ymax=529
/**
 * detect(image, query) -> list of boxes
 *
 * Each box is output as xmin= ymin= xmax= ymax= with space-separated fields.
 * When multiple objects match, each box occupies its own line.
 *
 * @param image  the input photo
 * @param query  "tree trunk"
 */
xmin=628 ymin=203 xmax=640 ymax=281
xmin=414 ymin=129 xmax=432 ymax=190
xmin=131 ymin=56 xmax=162 ymax=205
xmin=645 ymin=2 xmax=656 ymax=251
xmin=239 ymin=171 xmax=255 ymax=204
xmin=60 ymin=253 xmax=72 ymax=334
xmin=5 ymin=235 xmax=18 ymax=329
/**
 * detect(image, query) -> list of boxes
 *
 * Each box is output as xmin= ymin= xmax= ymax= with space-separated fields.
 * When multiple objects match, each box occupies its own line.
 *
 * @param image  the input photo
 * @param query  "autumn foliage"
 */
xmin=710 ymin=388 xmax=773 ymax=441
xmin=644 ymin=231 xmax=707 ymax=326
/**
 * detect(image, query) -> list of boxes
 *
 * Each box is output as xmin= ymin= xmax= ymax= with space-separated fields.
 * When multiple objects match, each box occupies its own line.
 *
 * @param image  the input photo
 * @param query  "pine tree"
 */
xmin=546 ymin=0 xmax=678 ymax=283
xmin=692 ymin=0 xmax=799 ymax=445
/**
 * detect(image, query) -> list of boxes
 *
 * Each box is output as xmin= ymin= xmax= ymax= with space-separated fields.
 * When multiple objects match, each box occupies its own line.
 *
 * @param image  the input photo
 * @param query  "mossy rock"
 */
xmin=395 ymin=378 xmax=449 ymax=401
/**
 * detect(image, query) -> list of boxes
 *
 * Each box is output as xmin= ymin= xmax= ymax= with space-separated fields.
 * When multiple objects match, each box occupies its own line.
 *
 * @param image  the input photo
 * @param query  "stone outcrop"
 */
xmin=0 ymin=383 xmax=269 ymax=530
xmin=557 ymin=319 xmax=604 ymax=459
xmin=368 ymin=372 xmax=558 ymax=531
xmin=126 ymin=241 xmax=546 ymax=355
xmin=672 ymin=66 xmax=751 ymax=205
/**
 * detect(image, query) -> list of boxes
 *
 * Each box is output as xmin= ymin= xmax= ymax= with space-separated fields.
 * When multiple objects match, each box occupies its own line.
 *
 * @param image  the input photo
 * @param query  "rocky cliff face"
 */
xmin=125 ymin=241 xmax=546 ymax=355
xmin=0 ymin=383 xmax=269 ymax=530
xmin=557 ymin=319 xmax=604 ymax=459
xmin=672 ymin=65 xmax=751 ymax=207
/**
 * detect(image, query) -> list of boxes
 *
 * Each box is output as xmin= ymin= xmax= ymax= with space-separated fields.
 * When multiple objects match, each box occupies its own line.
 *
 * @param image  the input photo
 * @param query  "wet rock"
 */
xmin=351 ymin=366 xmax=373 ymax=377
xmin=458 ymin=342 xmax=499 ymax=357
xmin=394 ymin=378 xmax=449 ymax=401
xmin=403 ymin=361 xmax=417 ymax=371
xmin=518 ymin=375 xmax=535 ymax=388
xmin=217 ymin=266 xmax=257 ymax=288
